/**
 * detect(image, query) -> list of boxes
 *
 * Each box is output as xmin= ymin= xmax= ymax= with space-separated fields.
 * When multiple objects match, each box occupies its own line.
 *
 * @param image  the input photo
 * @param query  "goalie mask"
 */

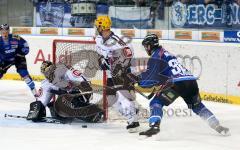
xmin=41 ymin=61 xmax=56 ymax=82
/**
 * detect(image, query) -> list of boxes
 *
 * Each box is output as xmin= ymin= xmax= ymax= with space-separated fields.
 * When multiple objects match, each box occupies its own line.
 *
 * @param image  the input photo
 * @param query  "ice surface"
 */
xmin=0 ymin=80 xmax=239 ymax=150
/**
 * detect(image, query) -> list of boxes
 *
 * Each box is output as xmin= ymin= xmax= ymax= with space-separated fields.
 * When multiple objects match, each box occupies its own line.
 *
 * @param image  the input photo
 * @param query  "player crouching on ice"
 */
xmin=26 ymin=61 xmax=104 ymax=123
xmin=135 ymin=34 xmax=230 ymax=137
xmin=0 ymin=24 xmax=37 ymax=96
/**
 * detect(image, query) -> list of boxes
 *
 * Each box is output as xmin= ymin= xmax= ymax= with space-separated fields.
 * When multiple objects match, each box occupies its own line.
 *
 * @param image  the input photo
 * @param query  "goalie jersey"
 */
xmin=139 ymin=47 xmax=197 ymax=88
xmin=37 ymin=64 xmax=89 ymax=106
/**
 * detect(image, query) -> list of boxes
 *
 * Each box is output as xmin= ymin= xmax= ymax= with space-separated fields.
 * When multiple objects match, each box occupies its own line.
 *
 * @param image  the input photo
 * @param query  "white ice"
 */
xmin=0 ymin=80 xmax=240 ymax=150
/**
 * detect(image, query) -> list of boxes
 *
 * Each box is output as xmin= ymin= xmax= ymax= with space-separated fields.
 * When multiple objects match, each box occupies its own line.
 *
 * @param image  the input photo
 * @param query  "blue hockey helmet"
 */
xmin=142 ymin=34 xmax=159 ymax=56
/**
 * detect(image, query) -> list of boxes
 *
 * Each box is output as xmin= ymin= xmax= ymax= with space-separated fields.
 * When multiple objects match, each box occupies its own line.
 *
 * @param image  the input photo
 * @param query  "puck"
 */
xmin=82 ymin=125 xmax=87 ymax=128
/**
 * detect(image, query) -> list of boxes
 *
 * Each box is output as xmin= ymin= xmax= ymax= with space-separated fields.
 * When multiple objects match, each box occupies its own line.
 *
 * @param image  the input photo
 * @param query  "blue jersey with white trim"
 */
xmin=0 ymin=34 xmax=29 ymax=63
xmin=139 ymin=47 xmax=196 ymax=88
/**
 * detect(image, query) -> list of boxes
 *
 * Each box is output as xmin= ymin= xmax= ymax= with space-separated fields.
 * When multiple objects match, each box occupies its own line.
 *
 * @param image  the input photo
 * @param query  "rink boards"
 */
xmin=1 ymin=35 xmax=240 ymax=105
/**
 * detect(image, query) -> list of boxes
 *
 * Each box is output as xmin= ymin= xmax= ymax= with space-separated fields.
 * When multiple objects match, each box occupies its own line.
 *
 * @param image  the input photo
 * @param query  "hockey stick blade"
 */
xmin=4 ymin=113 xmax=67 ymax=124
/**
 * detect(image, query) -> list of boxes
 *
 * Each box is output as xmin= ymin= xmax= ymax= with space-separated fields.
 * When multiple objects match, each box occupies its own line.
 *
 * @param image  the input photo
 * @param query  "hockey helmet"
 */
xmin=40 ymin=61 xmax=56 ymax=82
xmin=0 ymin=24 xmax=10 ymax=31
xmin=142 ymin=34 xmax=159 ymax=56
xmin=94 ymin=15 xmax=112 ymax=31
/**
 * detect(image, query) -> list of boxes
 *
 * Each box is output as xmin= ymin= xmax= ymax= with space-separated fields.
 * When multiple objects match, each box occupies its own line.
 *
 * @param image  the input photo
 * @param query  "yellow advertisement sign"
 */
xmin=201 ymin=32 xmax=220 ymax=41
xmin=68 ymin=28 xmax=85 ymax=36
xmin=12 ymin=27 xmax=32 ymax=35
xmin=175 ymin=31 xmax=192 ymax=40
xmin=121 ymin=29 xmax=135 ymax=37
xmin=146 ymin=30 xmax=162 ymax=39
xmin=40 ymin=28 xmax=58 ymax=35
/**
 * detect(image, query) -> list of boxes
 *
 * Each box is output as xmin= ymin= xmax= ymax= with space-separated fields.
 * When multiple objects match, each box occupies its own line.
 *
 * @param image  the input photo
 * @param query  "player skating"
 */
xmin=135 ymin=34 xmax=230 ymax=137
xmin=94 ymin=16 xmax=140 ymax=132
xmin=26 ymin=61 xmax=104 ymax=123
xmin=0 ymin=24 xmax=37 ymax=96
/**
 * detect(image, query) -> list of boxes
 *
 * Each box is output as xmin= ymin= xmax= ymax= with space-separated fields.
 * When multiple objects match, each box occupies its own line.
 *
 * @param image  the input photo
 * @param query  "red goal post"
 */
xmin=52 ymin=39 xmax=108 ymax=120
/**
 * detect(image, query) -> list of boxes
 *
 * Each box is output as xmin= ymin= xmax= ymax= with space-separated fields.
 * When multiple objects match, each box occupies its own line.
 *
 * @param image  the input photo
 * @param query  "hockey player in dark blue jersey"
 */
xmin=0 ymin=24 xmax=37 ymax=97
xmin=137 ymin=34 xmax=230 ymax=137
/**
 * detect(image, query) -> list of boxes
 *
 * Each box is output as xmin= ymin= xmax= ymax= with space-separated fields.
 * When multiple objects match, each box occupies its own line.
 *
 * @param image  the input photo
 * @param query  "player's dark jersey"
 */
xmin=139 ymin=47 xmax=196 ymax=88
xmin=0 ymin=34 xmax=29 ymax=63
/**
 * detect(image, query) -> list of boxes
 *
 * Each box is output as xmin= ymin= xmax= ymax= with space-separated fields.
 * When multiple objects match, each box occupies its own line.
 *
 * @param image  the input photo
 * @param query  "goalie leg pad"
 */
xmin=27 ymin=101 xmax=46 ymax=122
xmin=54 ymin=95 xmax=104 ymax=119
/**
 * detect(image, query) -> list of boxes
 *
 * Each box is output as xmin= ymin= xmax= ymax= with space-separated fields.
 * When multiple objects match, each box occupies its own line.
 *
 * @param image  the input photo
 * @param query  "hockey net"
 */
xmin=52 ymin=39 xmax=149 ymax=122
xmin=53 ymin=39 xmax=108 ymax=120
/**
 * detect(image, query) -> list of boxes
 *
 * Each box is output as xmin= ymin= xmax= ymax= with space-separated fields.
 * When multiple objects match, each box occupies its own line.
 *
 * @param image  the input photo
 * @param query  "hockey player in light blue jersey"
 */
xmin=0 ymin=24 xmax=37 ymax=97
xmin=137 ymin=34 xmax=230 ymax=137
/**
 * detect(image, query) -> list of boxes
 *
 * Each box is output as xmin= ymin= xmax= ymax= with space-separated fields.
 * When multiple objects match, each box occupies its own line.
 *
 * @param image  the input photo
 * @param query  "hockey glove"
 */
xmin=0 ymin=67 xmax=4 ymax=74
xmin=127 ymin=73 xmax=140 ymax=83
xmin=21 ymin=47 xmax=29 ymax=55
xmin=98 ymin=55 xmax=110 ymax=70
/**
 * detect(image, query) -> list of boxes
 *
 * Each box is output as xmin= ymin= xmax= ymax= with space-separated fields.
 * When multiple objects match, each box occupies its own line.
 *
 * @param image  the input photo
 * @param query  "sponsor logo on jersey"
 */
xmin=5 ymin=49 xmax=15 ymax=54
xmin=122 ymin=47 xmax=132 ymax=58
xmin=72 ymin=70 xmax=81 ymax=77
xmin=10 ymin=41 xmax=18 ymax=45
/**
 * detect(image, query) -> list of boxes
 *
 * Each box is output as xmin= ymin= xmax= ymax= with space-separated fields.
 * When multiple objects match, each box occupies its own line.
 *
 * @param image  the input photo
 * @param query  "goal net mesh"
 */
xmin=52 ymin=39 xmax=148 ymax=122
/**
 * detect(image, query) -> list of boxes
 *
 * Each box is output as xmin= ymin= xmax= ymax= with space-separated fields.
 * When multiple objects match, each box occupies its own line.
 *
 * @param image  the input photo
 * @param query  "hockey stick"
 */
xmin=74 ymin=84 xmax=124 ymax=96
xmin=1 ymin=63 xmax=13 ymax=71
xmin=4 ymin=113 xmax=67 ymax=124
xmin=4 ymin=113 xmax=27 ymax=119
xmin=4 ymin=113 xmax=54 ymax=119
xmin=134 ymin=87 xmax=156 ymax=100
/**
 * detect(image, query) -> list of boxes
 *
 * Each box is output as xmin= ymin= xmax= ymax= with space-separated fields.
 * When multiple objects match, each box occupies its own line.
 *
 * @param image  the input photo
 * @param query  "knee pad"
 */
xmin=192 ymin=102 xmax=205 ymax=115
xmin=149 ymin=98 xmax=163 ymax=122
xmin=17 ymin=69 xmax=29 ymax=78
xmin=150 ymin=97 xmax=163 ymax=107
xmin=185 ymin=94 xmax=202 ymax=109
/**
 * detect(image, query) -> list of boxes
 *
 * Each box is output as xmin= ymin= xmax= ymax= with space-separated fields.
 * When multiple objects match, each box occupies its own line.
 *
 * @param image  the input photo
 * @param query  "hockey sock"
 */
xmin=192 ymin=102 xmax=220 ymax=128
xmin=149 ymin=99 xmax=163 ymax=125
xmin=18 ymin=69 xmax=36 ymax=90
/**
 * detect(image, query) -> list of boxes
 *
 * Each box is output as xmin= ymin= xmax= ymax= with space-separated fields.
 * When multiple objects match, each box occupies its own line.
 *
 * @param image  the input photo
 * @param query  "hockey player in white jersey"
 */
xmin=94 ymin=16 xmax=139 ymax=132
xmin=26 ymin=61 xmax=103 ymax=122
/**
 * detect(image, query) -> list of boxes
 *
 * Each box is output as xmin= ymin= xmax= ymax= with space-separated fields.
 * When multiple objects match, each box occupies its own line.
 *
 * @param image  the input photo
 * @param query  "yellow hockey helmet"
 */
xmin=94 ymin=16 xmax=112 ymax=30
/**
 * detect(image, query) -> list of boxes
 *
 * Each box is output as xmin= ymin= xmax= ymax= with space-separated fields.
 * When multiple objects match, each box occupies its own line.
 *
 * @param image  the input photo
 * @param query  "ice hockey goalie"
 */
xmin=26 ymin=61 xmax=104 ymax=123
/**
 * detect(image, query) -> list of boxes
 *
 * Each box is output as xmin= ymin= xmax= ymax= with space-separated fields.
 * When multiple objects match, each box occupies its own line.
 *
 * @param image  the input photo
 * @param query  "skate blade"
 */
xmin=128 ymin=127 xmax=139 ymax=133
xmin=220 ymin=130 xmax=231 ymax=136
